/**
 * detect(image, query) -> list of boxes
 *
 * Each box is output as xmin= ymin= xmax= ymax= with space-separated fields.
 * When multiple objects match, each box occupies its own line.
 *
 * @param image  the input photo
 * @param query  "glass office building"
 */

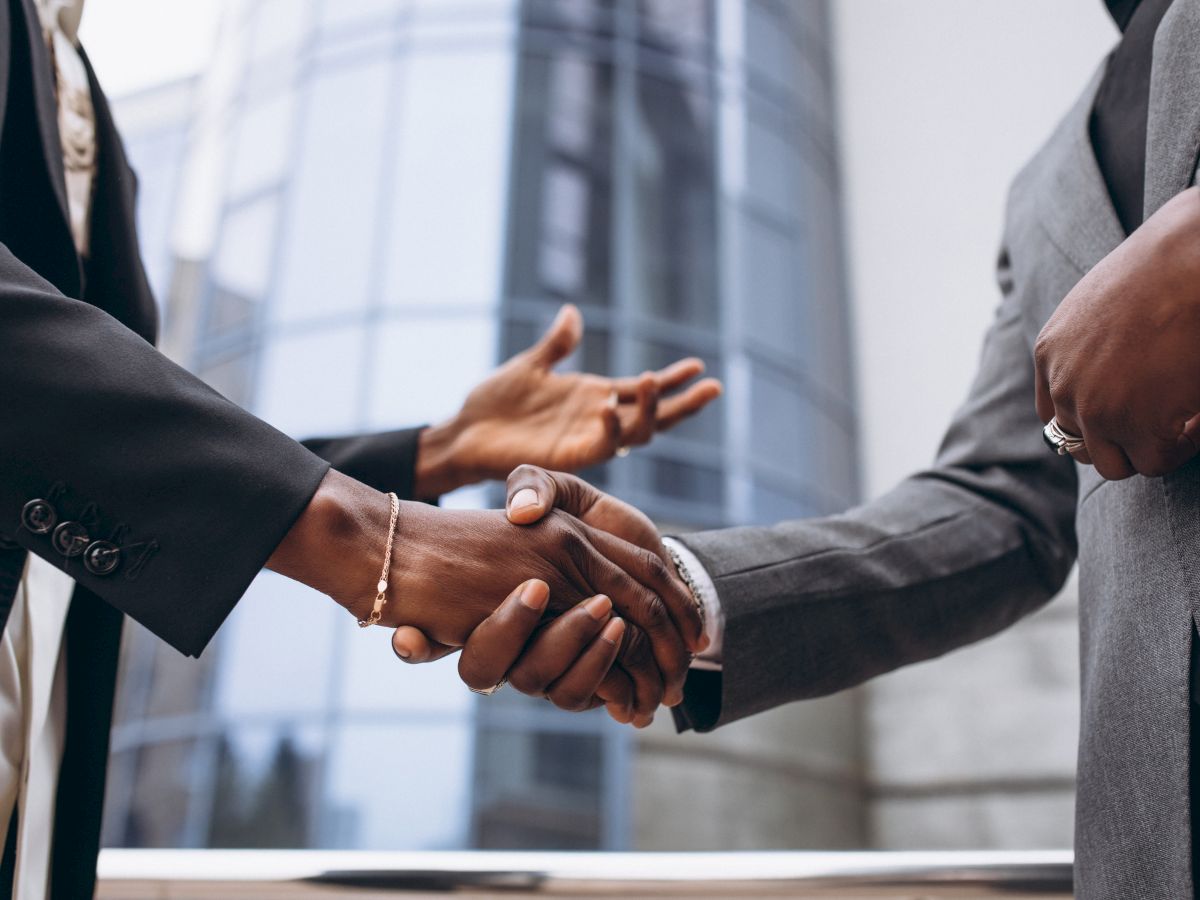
xmin=103 ymin=0 xmax=856 ymax=851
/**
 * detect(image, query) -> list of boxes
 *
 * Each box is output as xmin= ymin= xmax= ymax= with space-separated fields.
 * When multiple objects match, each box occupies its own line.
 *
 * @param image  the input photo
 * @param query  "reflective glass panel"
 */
xmin=382 ymin=47 xmax=514 ymax=308
xmin=228 ymin=93 xmax=297 ymax=198
xmin=256 ymin=324 xmax=367 ymax=436
xmin=212 ymin=572 xmax=340 ymax=719
xmin=322 ymin=722 xmax=474 ymax=848
xmin=366 ymin=316 xmax=497 ymax=429
xmin=274 ymin=60 xmax=392 ymax=324
xmin=212 ymin=194 xmax=279 ymax=299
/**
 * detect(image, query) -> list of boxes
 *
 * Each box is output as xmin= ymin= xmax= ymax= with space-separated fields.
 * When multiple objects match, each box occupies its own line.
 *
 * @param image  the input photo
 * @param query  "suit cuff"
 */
xmin=301 ymin=427 xmax=425 ymax=501
xmin=662 ymin=535 xmax=724 ymax=670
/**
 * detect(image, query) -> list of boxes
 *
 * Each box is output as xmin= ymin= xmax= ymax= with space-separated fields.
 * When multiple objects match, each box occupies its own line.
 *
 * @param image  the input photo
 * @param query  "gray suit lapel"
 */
xmin=1145 ymin=0 xmax=1200 ymax=218
xmin=1035 ymin=67 xmax=1125 ymax=277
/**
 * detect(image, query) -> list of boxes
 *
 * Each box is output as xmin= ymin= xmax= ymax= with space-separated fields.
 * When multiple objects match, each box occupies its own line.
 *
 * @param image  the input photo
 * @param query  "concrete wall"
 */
xmin=634 ymin=694 xmax=866 ymax=850
xmin=833 ymin=2 xmax=1116 ymax=848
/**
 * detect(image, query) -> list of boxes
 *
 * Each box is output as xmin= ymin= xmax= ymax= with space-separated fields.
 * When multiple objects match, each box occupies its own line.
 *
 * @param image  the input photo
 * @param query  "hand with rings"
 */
xmin=1034 ymin=188 xmax=1200 ymax=479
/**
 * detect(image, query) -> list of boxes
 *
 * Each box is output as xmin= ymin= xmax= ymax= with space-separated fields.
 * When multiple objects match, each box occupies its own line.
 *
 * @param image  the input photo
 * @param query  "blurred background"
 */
xmin=79 ymin=0 xmax=1116 ymax=854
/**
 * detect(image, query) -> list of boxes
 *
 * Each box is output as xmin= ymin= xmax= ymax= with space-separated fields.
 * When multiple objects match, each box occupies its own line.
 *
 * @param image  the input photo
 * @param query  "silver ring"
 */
xmin=615 ymin=446 xmax=630 ymax=458
xmin=606 ymin=390 xmax=619 ymax=410
xmin=470 ymin=678 xmax=506 ymax=697
xmin=1042 ymin=417 xmax=1086 ymax=456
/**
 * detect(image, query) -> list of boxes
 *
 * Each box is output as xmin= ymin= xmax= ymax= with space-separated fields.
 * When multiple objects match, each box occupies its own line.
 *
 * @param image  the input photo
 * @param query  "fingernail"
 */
xmin=665 ymin=685 xmax=684 ymax=707
xmin=510 ymin=488 xmax=539 ymax=512
xmin=583 ymin=594 xmax=612 ymax=620
xmin=394 ymin=647 xmax=411 ymax=660
xmin=519 ymin=579 xmax=549 ymax=611
xmin=600 ymin=617 xmax=625 ymax=645
xmin=695 ymin=632 xmax=711 ymax=653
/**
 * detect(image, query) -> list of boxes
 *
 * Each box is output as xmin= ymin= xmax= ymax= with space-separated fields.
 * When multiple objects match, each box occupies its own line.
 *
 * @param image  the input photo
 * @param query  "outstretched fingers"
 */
xmin=655 ymin=378 xmax=723 ymax=431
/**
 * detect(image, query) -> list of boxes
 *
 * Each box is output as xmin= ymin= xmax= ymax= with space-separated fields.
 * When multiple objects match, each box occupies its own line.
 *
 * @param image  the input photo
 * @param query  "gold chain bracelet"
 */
xmin=358 ymin=492 xmax=399 ymax=628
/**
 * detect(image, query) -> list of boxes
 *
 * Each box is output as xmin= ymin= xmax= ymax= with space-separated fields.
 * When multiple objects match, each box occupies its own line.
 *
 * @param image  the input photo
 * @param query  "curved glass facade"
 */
xmin=104 ymin=0 xmax=856 ymax=852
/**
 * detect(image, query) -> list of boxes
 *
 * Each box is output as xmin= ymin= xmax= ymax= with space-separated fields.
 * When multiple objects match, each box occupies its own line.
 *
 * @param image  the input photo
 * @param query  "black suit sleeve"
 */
xmin=302 ymin=428 xmax=426 ymax=501
xmin=0 ymin=244 xmax=332 ymax=657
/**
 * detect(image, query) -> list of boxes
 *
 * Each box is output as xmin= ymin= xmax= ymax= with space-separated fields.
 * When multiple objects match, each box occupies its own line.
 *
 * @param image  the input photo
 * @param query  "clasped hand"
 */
xmin=391 ymin=467 xmax=686 ymax=728
xmin=1035 ymin=186 xmax=1200 ymax=479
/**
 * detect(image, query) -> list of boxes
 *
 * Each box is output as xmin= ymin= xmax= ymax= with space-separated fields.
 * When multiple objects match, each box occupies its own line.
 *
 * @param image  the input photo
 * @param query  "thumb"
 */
xmin=527 ymin=304 xmax=582 ymax=368
xmin=506 ymin=465 xmax=600 ymax=525
xmin=392 ymin=626 xmax=455 ymax=664
xmin=505 ymin=465 xmax=561 ymax=525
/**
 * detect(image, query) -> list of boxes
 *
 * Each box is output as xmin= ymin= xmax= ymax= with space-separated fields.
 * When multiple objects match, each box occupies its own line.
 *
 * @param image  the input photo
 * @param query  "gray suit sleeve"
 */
xmin=674 ymin=249 xmax=1078 ymax=732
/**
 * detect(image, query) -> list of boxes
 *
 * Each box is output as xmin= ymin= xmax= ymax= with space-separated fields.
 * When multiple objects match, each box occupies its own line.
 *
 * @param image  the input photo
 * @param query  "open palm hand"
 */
xmin=450 ymin=304 xmax=722 ymax=481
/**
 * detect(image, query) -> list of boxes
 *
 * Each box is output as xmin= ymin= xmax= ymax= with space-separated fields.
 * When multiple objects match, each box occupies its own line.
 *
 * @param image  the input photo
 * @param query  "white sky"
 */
xmin=78 ymin=0 xmax=222 ymax=97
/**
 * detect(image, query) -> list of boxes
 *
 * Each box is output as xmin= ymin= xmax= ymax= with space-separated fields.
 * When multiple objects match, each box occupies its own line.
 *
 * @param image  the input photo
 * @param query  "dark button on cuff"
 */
xmin=20 ymin=500 xmax=57 ymax=535
xmin=52 ymin=521 xmax=89 ymax=558
xmin=83 ymin=541 xmax=121 ymax=576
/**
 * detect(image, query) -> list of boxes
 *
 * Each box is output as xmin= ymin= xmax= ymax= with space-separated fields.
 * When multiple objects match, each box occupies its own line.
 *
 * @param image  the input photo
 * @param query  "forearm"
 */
xmin=674 ymin=468 xmax=1075 ymax=732
xmin=674 ymin=265 xmax=1079 ymax=731
xmin=0 ymin=245 xmax=330 ymax=656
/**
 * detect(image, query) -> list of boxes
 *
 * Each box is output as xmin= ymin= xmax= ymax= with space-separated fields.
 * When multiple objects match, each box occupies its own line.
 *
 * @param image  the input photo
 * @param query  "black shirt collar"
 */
xmin=1106 ymin=0 xmax=1143 ymax=30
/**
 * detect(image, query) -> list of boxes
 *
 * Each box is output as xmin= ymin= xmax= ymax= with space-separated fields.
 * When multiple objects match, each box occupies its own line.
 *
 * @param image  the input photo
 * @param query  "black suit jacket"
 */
xmin=0 ymin=0 xmax=423 ymax=894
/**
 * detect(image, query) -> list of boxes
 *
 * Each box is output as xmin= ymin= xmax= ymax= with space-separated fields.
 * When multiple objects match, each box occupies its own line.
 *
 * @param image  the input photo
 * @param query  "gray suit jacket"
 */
xmin=675 ymin=4 xmax=1200 ymax=896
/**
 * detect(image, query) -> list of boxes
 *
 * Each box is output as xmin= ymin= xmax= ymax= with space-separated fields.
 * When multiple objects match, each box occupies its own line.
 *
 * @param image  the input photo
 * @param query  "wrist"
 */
xmin=267 ymin=469 xmax=391 ymax=619
xmin=385 ymin=506 xmax=513 ymax=646
xmin=414 ymin=419 xmax=474 ymax=498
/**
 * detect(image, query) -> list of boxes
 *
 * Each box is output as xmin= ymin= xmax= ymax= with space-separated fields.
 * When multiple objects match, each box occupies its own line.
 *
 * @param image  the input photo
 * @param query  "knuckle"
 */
xmin=638 ymin=591 xmax=672 ymax=633
xmin=1033 ymin=332 xmax=1053 ymax=367
xmin=1137 ymin=451 xmax=1173 ymax=478
xmin=1046 ymin=374 xmax=1072 ymax=406
xmin=618 ymin=624 xmax=654 ymax=667
xmin=509 ymin=463 xmax=543 ymax=489
xmin=507 ymin=664 xmax=550 ymax=697
xmin=642 ymin=552 xmax=670 ymax=585
xmin=1096 ymin=460 xmax=1132 ymax=481
xmin=557 ymin=524 xmax=587 ymax=563
xmin=457 ymin=655 xmax=491 ymax=691
xmin=550 ymin=686 xmax=592 ymax=713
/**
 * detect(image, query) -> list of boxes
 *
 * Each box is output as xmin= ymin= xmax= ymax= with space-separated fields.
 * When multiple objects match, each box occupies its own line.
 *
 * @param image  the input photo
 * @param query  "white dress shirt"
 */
xmin=662 ymin=536 xmax=724 ymax=671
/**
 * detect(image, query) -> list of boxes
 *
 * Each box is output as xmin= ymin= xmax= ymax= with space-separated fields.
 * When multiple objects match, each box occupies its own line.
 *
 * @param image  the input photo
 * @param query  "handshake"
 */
xmin=386 ymin=466 xmax=705 ymax=727
xmin=275 ymin=463 xmax=706 ymax=726
xmin=273 ymin=464 xmax=705 ymax=727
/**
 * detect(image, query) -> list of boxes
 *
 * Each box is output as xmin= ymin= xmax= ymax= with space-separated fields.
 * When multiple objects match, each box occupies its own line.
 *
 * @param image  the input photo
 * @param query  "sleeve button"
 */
xmin=52 ymin=522 xmax=89 ymax=558
xmin=83 ymin=541 xmax=121 ymax=576
xmin=20 ymin=500 xmax=58 ymax=535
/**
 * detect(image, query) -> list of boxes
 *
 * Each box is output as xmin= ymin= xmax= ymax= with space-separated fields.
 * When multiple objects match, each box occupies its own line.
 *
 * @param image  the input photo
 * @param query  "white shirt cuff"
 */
xmin=662 ymin=536 xmax=724 ymax=671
